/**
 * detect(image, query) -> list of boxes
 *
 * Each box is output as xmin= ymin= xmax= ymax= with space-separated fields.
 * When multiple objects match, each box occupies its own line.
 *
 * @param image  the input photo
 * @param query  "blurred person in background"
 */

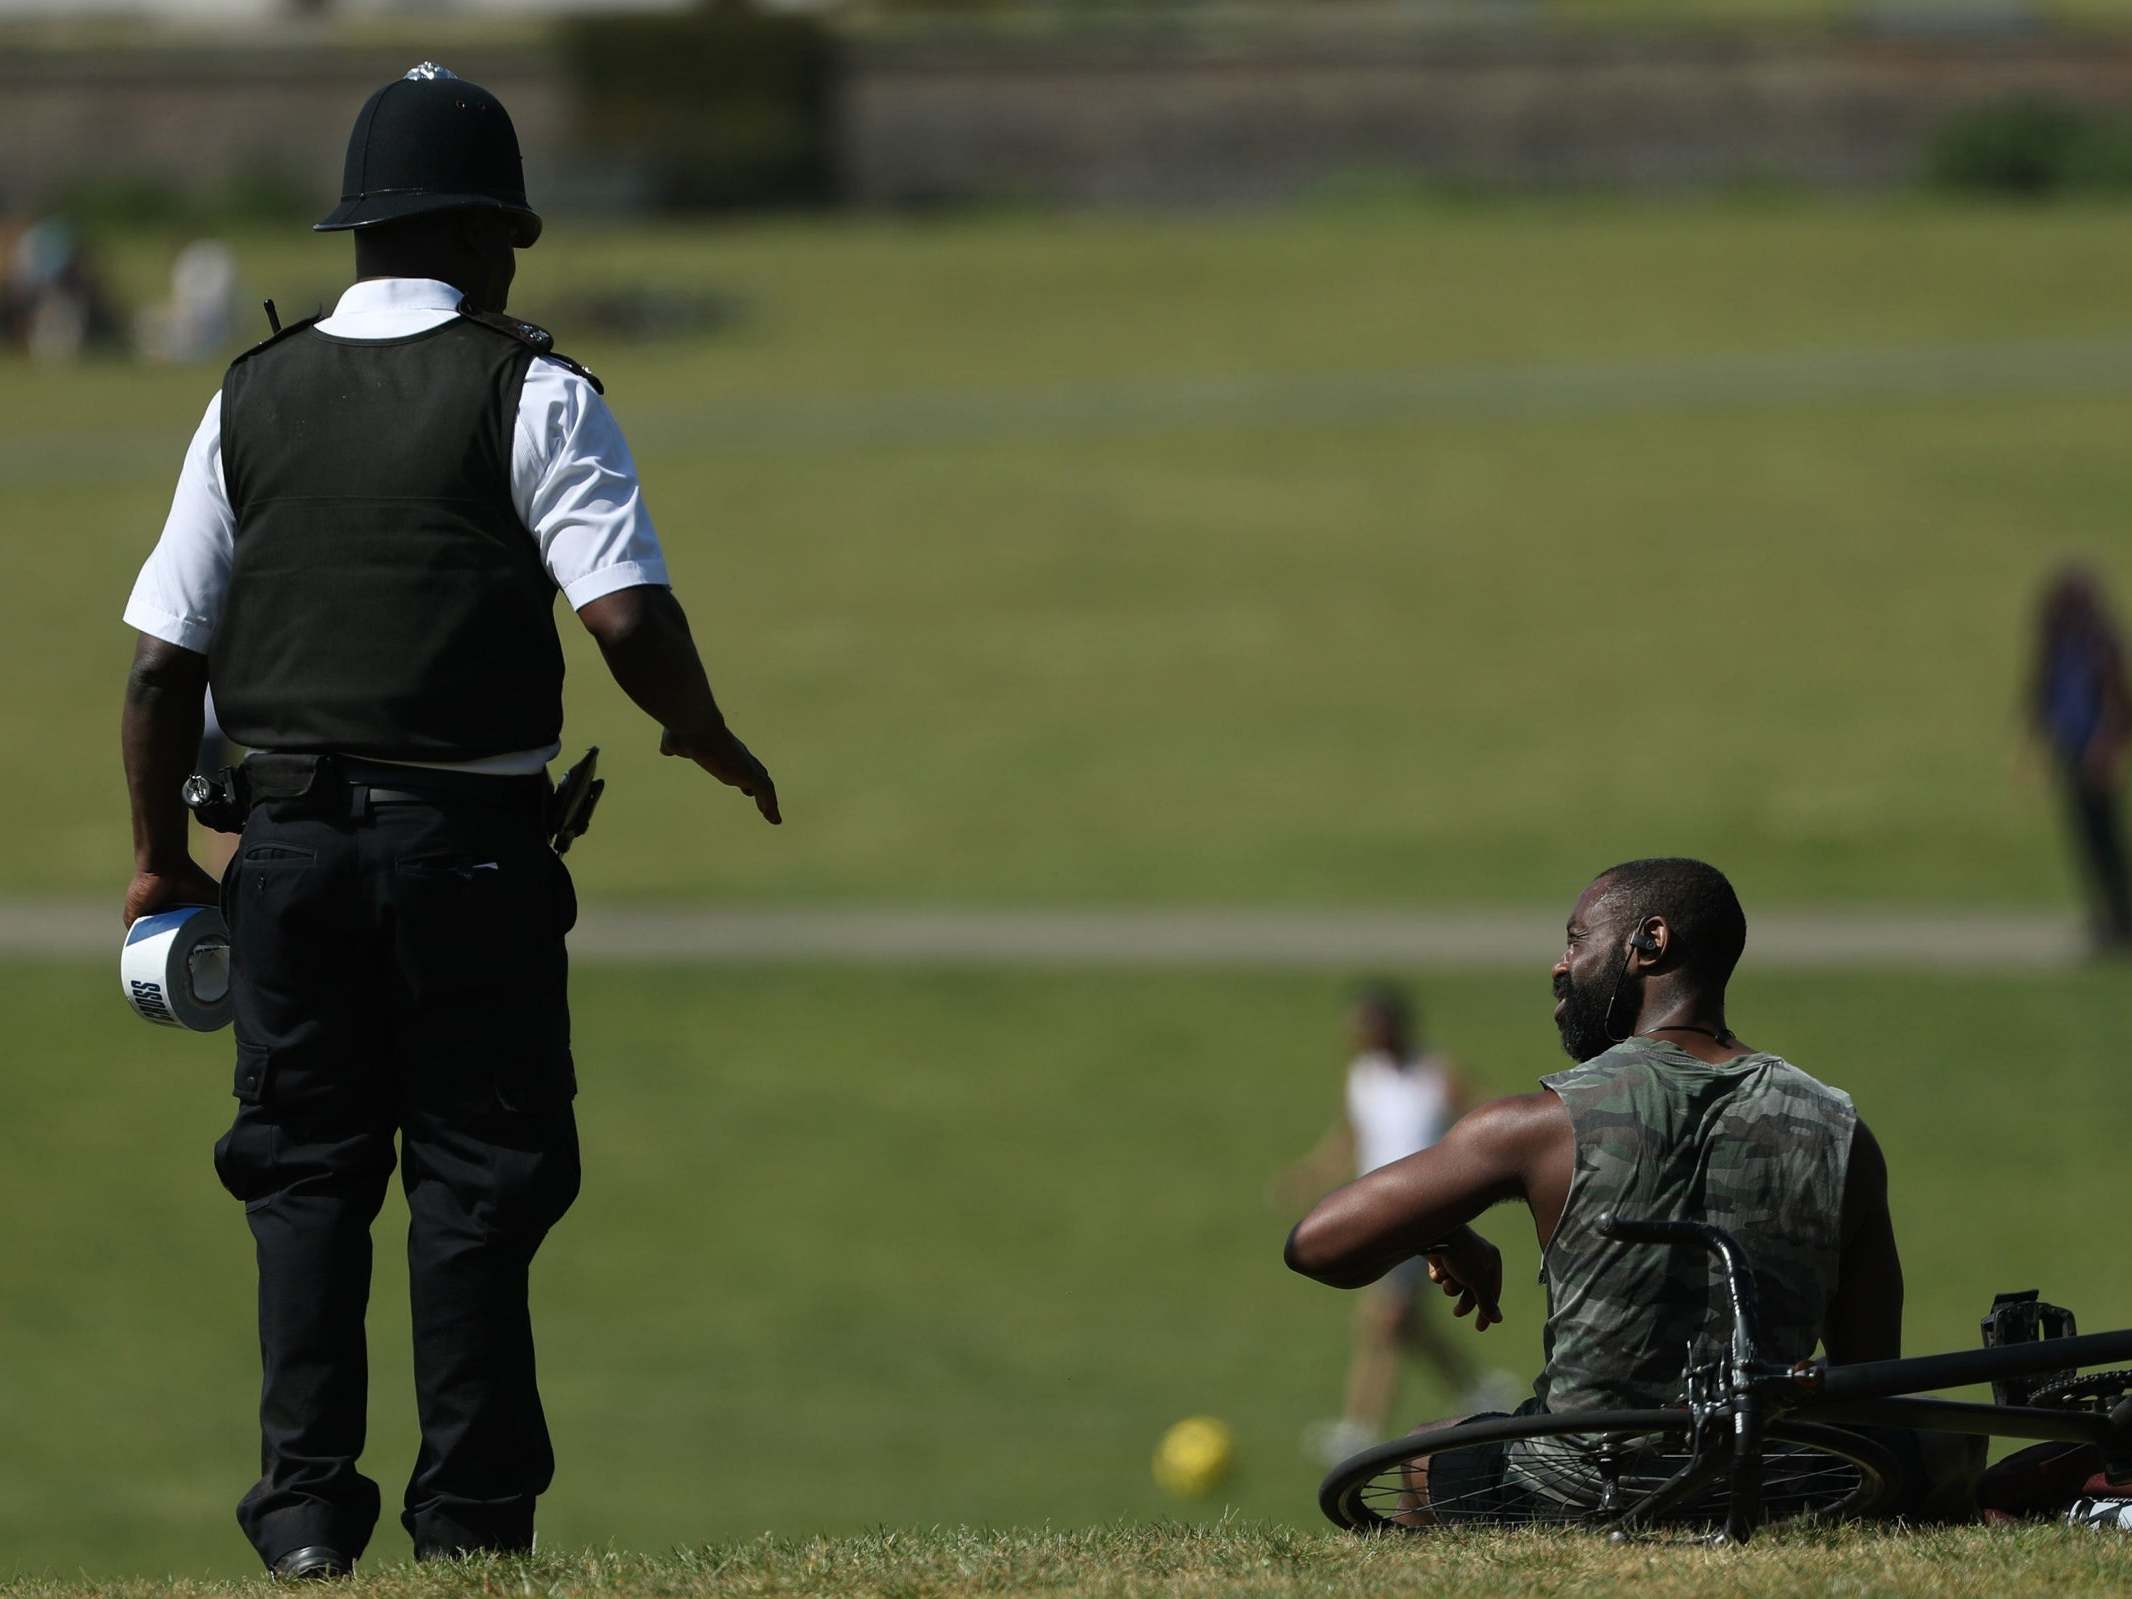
xmin=2028 ymin=565 xmax=2132 ymax=954
xmin=136 ymin=238 xmax=238 ymax=363
xmin=0 ymin=217 xmax=119 ymax=361
xmin=1275 ymin=984 xmax=1513 ymax=1465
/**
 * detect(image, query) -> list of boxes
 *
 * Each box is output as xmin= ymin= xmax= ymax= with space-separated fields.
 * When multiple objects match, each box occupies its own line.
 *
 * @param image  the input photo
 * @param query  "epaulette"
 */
xmin=227 ymin=309 xmax=322 ymax=369
xmin=458 ymin=304 xmax=604 ymax=394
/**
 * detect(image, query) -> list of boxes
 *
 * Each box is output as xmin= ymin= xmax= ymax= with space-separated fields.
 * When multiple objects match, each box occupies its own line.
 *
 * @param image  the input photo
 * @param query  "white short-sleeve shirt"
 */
xmin=1346 ymin=1051 xmax=1456 ymax=1178
xmin=121 ymin=276 xmax=671 ymax=775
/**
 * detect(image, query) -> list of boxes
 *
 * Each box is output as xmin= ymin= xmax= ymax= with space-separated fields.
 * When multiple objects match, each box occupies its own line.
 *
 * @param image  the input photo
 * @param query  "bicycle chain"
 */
xmin=2029 ymin=1369 xmax=2132 ymax=1410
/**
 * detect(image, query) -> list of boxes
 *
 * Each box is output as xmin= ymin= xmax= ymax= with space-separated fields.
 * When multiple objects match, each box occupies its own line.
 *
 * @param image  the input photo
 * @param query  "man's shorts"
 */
xmin=1421 ymin=1400 xmax=1547 ymax=1518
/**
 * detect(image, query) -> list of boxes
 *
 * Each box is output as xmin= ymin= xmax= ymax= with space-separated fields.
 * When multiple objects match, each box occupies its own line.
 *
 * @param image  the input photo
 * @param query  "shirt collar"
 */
xmin=331 ymin=277 xmax=467 ymax=319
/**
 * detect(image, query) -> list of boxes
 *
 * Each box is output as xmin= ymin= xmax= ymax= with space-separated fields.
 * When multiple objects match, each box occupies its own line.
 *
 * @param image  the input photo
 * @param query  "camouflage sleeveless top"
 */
xmin=1534 ymin=1038 xmax=1856 ymax=1413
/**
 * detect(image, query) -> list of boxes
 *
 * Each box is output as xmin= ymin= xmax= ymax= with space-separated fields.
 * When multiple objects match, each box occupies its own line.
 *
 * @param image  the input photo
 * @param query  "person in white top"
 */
xmin=1277 ymin=985 xmax=1506 ymax=1464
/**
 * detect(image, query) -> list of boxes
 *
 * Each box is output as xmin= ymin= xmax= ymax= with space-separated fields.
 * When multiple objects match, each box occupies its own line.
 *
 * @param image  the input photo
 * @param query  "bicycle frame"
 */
xmin=1594 ymin=1213 xmax=2132 ymax=1542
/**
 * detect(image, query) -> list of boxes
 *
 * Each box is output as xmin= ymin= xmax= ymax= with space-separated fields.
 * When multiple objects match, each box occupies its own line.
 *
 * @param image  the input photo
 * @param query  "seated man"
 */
xmin=1284 ymin=856 xmax=1910 ymax=1516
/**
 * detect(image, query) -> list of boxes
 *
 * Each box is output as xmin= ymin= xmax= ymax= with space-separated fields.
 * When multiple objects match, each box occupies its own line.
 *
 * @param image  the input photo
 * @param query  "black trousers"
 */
xmin=2062 ymin=763 xmax=2132 ymax=946
xmin=211 ymin=778 xmax=580 ymax=1566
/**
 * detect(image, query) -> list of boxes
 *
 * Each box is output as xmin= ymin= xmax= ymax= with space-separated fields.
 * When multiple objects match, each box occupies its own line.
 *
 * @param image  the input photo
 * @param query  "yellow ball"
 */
xmin=1153 ymin=1415 xmax=1235 ymax=1499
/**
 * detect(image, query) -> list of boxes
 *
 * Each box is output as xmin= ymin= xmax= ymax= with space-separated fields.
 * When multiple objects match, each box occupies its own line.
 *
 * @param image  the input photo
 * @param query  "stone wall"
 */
xmin=840 ymin=26 xmax=2132 ymax=205
xmin=0 ymin=41 xmax=566 ymax=212
xmin=4 ymin=23 xmax=2132 ymax=215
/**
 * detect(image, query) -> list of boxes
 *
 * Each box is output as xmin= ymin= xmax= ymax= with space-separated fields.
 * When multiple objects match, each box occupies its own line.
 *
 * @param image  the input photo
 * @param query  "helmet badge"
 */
xmin=403 ymin=62 xmax=460 ymax=82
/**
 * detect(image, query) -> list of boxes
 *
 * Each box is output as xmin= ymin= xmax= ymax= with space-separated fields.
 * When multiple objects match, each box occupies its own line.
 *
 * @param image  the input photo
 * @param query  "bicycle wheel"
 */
xmin=1319 ymin=1409 xmax=1907 ymax=1533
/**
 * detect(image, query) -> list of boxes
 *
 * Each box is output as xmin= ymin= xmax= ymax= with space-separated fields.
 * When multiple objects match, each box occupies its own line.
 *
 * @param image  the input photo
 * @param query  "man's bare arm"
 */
xmin=1823 ymin=1117 xmax=1902 ymax=1364
xmin=121 ymin=633 xmax=220 ymax=925
xmin=1283 ymin=1091 xmax=1566 ymax=1326
xmin=576 ymin=585 xmax=780 ymax=825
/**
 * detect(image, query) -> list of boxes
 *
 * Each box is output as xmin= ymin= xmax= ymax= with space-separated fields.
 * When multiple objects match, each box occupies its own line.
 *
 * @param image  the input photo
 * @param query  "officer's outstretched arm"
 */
xmin=578 ymin=584 xmax=780 ymax=825
xmin=121 ymin=633 xmax=222 ymax=924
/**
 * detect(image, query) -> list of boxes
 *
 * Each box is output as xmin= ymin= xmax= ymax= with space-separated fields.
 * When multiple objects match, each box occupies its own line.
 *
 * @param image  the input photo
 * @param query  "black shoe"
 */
xmin=270 ymin=1545 xmax=352 ymax=1582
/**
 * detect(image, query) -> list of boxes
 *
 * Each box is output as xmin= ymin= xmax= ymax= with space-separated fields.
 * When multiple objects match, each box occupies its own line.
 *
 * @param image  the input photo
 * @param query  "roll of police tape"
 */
xmin=121 ymin=904 xmax=233 ymax=1031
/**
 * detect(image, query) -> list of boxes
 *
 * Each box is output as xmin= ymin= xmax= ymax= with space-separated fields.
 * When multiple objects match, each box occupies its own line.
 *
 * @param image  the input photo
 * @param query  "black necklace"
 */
xmin=1649 ymin=1022 xmax=1736 ymax=1045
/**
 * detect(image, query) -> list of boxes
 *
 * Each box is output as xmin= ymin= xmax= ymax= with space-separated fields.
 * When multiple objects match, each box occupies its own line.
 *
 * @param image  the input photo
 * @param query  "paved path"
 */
xmin=16 ymin=332 xmax=2132 ymax=484
xmin=33 ymin=900 xmax=2086 ymax=969
xmin=630 ymin=332 xmax=2132 ymax=457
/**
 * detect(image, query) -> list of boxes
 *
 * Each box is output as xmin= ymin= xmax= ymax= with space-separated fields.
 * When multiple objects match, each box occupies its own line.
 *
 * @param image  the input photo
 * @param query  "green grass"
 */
xmin=9 ymin=1524 xmax=2132 ymax=1599
xmin=13 ymin=199 xmax=2132 ymax=909
xmin=6 ymin=959 xmax=2130 ymax=1583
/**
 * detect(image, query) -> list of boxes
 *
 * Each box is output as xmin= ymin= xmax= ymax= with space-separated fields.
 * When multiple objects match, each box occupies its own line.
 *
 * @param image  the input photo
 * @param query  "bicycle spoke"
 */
xmin=1329 ymin=1422 xmax=1889 ymax=1533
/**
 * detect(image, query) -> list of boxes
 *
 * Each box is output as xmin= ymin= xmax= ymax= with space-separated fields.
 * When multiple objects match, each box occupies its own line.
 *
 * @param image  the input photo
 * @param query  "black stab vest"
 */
xmin=211 ymin=316 xmax=565 ymax=761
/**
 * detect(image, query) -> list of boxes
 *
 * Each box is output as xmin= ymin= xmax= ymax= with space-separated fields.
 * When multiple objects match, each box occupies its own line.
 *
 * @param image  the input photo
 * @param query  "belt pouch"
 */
xmin=243 ymin=753 xmax=334 ymax=815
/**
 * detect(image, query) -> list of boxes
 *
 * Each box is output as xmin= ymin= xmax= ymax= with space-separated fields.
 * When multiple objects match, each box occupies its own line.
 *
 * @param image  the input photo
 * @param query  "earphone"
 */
xmin=1603 ymin=925 xmax=1661 ymax=1042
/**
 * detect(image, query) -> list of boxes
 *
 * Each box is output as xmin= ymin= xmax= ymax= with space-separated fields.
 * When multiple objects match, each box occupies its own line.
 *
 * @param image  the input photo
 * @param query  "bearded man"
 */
xmin=1284 ymin=857 xmax=1908 ymax=1512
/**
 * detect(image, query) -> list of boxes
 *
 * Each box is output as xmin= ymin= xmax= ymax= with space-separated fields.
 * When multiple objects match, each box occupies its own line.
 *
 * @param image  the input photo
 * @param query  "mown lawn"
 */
xmin=7 ymin=1523 xmax=2132 ymax=1598
xmin=13 ymin=199 xmax=2132 ymax=907
xmin=6 ymin=960 xmax=2129 ymax=1582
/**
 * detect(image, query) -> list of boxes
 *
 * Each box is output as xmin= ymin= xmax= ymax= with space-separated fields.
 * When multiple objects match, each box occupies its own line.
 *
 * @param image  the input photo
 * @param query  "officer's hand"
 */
xmin=660 ymin=724 xmax=781 ymax=825
xmin=123 ymin=860 xmax=223 ymax=927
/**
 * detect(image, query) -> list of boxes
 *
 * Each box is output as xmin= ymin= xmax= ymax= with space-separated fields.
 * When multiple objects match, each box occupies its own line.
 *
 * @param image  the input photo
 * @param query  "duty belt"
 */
xmin=184 ymin=752 xmax=550 ymax=830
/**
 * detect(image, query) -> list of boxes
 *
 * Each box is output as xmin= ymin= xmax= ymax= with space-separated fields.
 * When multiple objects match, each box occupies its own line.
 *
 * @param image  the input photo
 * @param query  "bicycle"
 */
xmin=1319 ymin=1213 xmax=2132 ymax=1543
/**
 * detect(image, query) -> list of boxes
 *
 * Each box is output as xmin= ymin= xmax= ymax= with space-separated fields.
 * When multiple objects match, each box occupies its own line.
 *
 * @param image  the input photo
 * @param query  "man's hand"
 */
xmin=1425 ymin=1227 xmax=1504 ymax=1331
xmin=661 ymin=723 xmax=781 ymax=825
xmin=123 ymin=860 xmax=222 ymax=927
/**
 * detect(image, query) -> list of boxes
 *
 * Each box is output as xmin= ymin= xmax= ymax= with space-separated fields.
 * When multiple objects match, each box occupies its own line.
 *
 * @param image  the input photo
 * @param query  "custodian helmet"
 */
xmin=314 ymin=63 xmax=542 ymax=246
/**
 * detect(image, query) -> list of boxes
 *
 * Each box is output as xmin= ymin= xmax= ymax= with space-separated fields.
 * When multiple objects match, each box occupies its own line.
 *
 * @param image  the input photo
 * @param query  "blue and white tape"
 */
xmin=121 ymin=905 xmax=232 ymax=1031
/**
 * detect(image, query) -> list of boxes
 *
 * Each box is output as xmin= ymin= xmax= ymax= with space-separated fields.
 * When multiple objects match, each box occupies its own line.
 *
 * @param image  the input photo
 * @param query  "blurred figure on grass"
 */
xmin=1274 ymin=984 xmax=1517 ymax=1465
xmin=2028 ymin=565 xmax=2132 ymax=955
xmin=0 ymin=217 xmax=120 ymax=362
xmin=135 ymin=239 xmax=238 ymax=364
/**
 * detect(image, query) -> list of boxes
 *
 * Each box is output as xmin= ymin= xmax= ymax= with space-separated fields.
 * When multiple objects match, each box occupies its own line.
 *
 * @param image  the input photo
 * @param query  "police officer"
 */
xmin=118 ymin=65 xmax=779 ymax=1580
